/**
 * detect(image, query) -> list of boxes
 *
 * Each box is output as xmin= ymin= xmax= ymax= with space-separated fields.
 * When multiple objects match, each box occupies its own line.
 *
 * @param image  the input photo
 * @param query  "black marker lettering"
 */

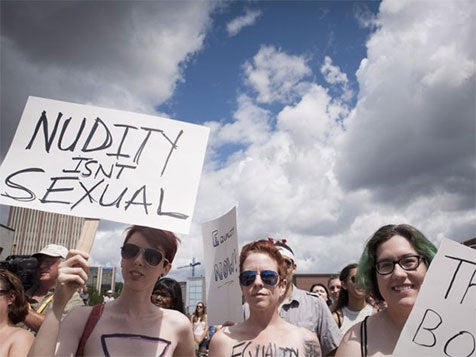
xmin=124 ymin=185 xmax=151 ymax=214
xmin=26 ymin=111 xmax=62 ymax=153
xmin=82 ymin=117 xmax=112 ymax=152
xmin=40 ymin=176 xmax=78 ymax=204
xmin=1 ymin=168 xmax=44 ymax=201
xmin=70 ymin=179 xmax=104 ymax=209
xmin=106 ymin=124 xmax=137 ymax=160
xmin=412 ymin=308 xmax=442 ymax=347
xmin=99 ymin=184 xmax=128 ymax=208
xmin=156 ymin=188 xmax=188 ymax=219
xmin=57 ymin=117 xmax=86 ymax=151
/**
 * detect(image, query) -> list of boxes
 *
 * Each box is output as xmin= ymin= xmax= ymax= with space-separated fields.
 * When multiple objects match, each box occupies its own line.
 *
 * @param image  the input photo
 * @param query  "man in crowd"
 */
xmin=23 ymin=244 xmax=84 ymax=332
xmin=244 ymin=239 xmax=342 ymax=356
xmin=103 ymin=289 xmax=115 ymax=302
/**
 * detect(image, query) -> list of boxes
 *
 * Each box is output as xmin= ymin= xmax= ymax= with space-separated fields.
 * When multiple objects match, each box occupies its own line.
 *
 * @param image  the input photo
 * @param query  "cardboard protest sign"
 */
xmin=394 ymin=238 xmax=476 ymax=357
xmin=202 ymin=206 xmax=243 ymax=325
xmin=0 ymin=96 xmax=209 ymax=234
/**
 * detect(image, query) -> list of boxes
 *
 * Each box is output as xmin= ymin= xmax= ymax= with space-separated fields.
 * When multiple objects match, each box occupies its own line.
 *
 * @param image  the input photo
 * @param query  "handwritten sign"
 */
xmin=394 ymin=238 xmax=476 ymax=357
xmin=202 ymin=206 xmax=243 ymax=325
xmin=0 ymin=96 xmax=209 ymax=234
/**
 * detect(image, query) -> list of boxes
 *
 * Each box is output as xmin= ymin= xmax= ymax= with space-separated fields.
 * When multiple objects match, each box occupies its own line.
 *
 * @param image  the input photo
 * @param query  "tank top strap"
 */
xmin=76 ymin=303 xmax=105 ymax=356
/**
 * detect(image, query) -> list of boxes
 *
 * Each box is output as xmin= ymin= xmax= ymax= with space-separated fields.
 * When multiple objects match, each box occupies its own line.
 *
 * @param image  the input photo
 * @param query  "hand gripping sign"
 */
xmin=0 ymin=96 xmax=209 ymax=238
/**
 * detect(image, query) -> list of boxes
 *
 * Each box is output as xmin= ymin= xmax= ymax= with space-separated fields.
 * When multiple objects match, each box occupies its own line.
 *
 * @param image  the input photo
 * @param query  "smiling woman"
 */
xmin=28 ymin=225 xmax=195 ymax=357
xmin=336 ymin=224 xmax=437 ymax=357
xmin=208 ymin=239 xmax=321 ymax=357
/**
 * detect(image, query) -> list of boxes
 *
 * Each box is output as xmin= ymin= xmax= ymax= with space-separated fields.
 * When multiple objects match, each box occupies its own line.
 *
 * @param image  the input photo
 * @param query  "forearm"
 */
xmin=23 ymin=309 xmax=45 ymax=332
xmin=28 ymin=307 xmax=62 ymax=356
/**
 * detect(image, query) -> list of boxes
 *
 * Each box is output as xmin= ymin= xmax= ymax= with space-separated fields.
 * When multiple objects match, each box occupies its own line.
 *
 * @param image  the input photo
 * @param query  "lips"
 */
xmin=392 ymin=284 xmax=414 ymax=292
xmin=129 ymin=270 xmax=144 ymax=278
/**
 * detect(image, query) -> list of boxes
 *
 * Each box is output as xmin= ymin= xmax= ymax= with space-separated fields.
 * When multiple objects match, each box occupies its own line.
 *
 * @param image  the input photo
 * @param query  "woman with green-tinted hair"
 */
xmin=336 ymin=224 xmax=437 ymax=357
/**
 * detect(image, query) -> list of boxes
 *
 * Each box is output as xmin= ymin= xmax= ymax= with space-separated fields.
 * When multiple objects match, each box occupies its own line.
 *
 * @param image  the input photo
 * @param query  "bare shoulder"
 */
xmin=60 ymin=305 xmax=93 ymax=332
xmin=11 ymin=327 xmax=35 ymax=345
xmin=335 ymin=316 xmax=363 ymax=357
xmin=161 ymin=309 xmax=190 ymax=327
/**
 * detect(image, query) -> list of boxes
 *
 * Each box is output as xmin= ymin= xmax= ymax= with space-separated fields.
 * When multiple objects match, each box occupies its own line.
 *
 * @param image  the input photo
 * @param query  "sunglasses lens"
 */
xmin=239 ymin=271 xmax=256 ymax=286
xmin=239 ymin=271 xmax=279 ymax=286
xmin=144 ymin=249 xmax=163 ymax=266
xmin=121 ymin=244 xmax=139 ymax=259
xmin=261 ymin=270 xmax=279 ymax=286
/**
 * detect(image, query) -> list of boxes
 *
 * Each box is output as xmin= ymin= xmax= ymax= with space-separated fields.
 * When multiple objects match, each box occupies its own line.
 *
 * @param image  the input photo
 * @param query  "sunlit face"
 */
xmin=121 ymin=232 xmax=171 ymax=292
xmin=37 ymin=255 xmax=61 ymax=286
xmin=376 ymin=235 xmax=427 ymax=311
xmin=342 ymin=268 xmax=366 ymax=299
xmin=241 ymin=252 xmax=286 ymax=311
xmin=311 ymin=285 xmax=328 ymax=301
xmin=328 ymin=278 xmax=341 ymax=300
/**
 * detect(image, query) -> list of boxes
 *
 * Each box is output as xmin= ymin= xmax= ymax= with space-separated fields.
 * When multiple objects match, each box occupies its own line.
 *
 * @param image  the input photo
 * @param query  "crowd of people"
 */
xmin=1 ymin=223 xmax=438 ymax=356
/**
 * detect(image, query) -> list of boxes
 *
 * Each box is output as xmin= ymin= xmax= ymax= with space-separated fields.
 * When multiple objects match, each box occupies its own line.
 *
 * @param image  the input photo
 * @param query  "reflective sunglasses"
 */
xmin=239 ymin=270 xmax=279 ymax=286
xmin=120 ymin=243 xmax=168 ymax=267
xmin=375 ymin=255 xmax=424 ymax=275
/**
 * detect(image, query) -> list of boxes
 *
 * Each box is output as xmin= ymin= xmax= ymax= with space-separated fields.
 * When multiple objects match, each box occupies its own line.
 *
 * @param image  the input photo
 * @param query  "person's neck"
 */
xmin=113 ymin=288 xmax=156 ymax=316
xmin=282 ymin=282 xmax=294 ymax=302
xmin=347 ymin=295 xmax=367 ymax=311
xmin=34 ymin=282 xmax=55 ymax=296
xmin=247 ymin=307 xmax=281 ymax=330
xmin=384 ymin=305 xmax=412 ymax=330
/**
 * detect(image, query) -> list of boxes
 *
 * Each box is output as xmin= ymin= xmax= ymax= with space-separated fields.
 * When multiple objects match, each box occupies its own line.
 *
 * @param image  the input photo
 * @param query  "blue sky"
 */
xmin=1 ymin=0 xmax=474 ymax=282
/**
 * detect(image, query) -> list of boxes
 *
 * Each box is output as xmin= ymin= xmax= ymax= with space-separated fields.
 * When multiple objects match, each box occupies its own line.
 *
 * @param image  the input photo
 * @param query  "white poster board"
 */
xmin=202 ymin=206 xmax=243 ymax=325
xmin=394 ymin=238 xmax=476 ymax=357
xmin=0 ymin=96 xmax=209 ymax=234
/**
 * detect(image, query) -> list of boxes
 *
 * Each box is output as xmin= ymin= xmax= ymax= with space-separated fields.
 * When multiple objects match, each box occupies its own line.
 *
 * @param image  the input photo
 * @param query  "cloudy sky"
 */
xmin=1 ymin=0 xmax=474 ymax=281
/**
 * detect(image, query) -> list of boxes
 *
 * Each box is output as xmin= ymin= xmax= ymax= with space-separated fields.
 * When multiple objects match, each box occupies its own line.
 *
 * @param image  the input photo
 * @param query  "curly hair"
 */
xmin=124 ymin=225 xmax=180 ymax=264
xmin=239 ymin=240 xmax=287 ymax=281
xmin=0 ymin=269 xmax=29 ymax=324
xmin=357 ymin=224 xmax=437 ymax=301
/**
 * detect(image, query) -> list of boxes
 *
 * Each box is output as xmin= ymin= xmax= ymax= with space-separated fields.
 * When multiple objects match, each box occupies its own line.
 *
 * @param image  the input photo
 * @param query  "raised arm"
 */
xmin=28 ymin=250 xmax=89 ymax=357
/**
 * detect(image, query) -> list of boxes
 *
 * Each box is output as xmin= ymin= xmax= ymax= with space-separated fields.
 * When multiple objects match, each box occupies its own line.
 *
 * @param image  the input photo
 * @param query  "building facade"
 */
xmin=7 ymin=207 xmax=84 ymax=254
xmin=87 ymin=266 xmax=116 ymax=293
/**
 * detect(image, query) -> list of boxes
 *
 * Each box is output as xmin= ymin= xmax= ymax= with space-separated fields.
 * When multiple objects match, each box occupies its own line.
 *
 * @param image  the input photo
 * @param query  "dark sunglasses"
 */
xmin=350 ymin=276 xmax=356 ymax=283
xmin=239 ymin=270 xmax=279 ymax=286
xmin=121 ymin=243 xmax=168 ymax=267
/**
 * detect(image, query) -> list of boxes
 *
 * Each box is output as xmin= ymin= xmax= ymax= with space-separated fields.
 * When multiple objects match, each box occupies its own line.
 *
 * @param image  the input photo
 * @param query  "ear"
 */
xmin=278 ymin=278 xmax=287 ymax=297
xmin=162 ymin=261 xmax=172 ymax=275
xmin=6 ymin=292 xmax=15 ymax=306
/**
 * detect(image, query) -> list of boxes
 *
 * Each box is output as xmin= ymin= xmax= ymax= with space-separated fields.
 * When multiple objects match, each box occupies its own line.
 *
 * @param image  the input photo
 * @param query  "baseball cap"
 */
xmin=33 ymin=244 xmax=68 ymax=259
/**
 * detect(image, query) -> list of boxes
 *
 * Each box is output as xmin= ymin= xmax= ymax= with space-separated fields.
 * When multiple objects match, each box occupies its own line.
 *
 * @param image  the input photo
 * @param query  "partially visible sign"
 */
xmin=202 ymin=206 xmax=243 ymax=325
xmin=394 ymin=238 xmax=476 ymax=356
xmin=0 ymin=96 xmax=209 ymax=234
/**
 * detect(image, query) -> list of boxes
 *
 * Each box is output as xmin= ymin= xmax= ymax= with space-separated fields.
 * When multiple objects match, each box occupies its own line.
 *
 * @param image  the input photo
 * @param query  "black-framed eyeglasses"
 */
xmin=350 ymin=276 xmax=356 ymax=283
xmin=284 ymin=259 xmax=294 ymax=268
xmin=375 ymin=255 xmax=425 ymax=275
xmin=121 ymin=243 xmax=168 ymax=267
xmin=239 ymin=270 xmax=279 ymax=287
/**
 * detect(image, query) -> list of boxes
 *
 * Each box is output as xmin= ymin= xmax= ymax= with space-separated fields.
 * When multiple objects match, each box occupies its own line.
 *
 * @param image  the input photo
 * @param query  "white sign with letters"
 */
xmin=394 ymin=238 xmax=476 ymax=356
xmin=0 ymin=96 xmax=209 ymax=234
xmin=202 ymin=206 xmax=243 ymax=325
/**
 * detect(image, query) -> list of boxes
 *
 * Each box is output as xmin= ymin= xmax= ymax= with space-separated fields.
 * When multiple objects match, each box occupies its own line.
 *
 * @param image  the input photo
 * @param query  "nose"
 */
xmin=133 ymin=249 xmax=146 ymax=265
xmin=392 ymin=263 xmax=407 ymax=278
xmin=253 ymin=273 xmax=264 ymax=287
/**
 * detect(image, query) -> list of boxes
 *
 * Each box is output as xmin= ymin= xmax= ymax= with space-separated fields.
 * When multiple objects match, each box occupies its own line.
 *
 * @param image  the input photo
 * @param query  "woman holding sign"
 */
xmin=208 ymin=239 xmax=321 ymax=356
xmin=336 ymin=224 xmax=437 ymax=357
xmin=28 ymin=225 xmax=195 ymax=357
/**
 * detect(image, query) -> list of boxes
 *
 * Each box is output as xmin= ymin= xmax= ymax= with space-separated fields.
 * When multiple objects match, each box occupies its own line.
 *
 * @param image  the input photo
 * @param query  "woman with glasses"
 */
xmin=208 ymin=240 xmax=320 ymax=356
xmin=332 ymin=263 xmax=375 ymax=335
xmin=0 ymin=269 xmax=34 ymax=356
xmin=29 ymin=225 xmax=195 ymax=357
xmin=191 ymin=302 xmax=208 ymax=356
xmin=336 ymin=224 xmax=437 ymax=357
